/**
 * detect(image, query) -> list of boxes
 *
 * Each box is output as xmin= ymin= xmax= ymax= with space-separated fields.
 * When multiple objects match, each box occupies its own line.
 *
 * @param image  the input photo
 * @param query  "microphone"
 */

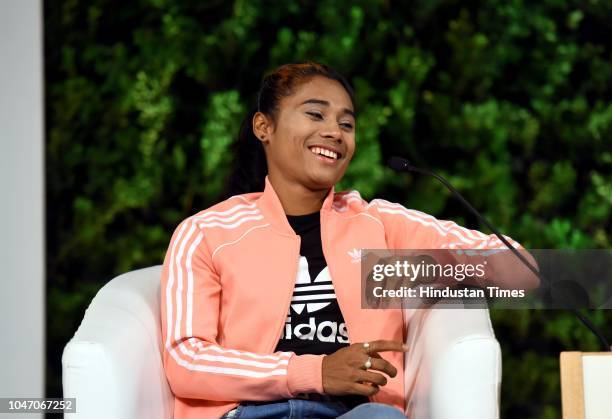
xmin=387 ymin=156 xmax=611 ymax=351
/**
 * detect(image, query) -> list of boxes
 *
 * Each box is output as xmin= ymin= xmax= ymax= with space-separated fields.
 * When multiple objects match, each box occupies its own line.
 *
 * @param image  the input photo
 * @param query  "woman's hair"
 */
xmin=221 ymin=62 xmax=355 ymax=199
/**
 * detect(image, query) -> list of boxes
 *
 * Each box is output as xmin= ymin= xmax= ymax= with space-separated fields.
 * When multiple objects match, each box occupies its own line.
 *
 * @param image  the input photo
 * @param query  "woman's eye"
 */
xmin=306 ymin=111 xmax=353 ymax=130
xmin=306 ymin=111 xmax=323 ymax=119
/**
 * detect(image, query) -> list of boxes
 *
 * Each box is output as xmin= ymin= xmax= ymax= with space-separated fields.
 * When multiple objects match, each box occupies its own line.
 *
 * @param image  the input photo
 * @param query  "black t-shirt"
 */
xmin=274 ymin=211 xmax=368 ymax=409
xmin=274 ymin=211 xmax=350 ymax=355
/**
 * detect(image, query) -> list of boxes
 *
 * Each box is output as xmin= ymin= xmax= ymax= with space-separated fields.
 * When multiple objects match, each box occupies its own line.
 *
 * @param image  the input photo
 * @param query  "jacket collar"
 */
xmin=257 ymin=176 xmax=335 ymax=236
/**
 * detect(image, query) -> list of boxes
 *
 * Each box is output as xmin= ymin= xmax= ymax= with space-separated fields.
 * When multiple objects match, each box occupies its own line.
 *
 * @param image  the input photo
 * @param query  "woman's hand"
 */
xmin=321 ymin=340 xmax=407 ymax=397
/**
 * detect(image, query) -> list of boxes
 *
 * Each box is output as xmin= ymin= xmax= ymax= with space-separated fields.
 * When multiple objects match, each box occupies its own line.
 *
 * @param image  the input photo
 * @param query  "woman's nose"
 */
xmin=320 ymin=126 xmax=343 ymax=142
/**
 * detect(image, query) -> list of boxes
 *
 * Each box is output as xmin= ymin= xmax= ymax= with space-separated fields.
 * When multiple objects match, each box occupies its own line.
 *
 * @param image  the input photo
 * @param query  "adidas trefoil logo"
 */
xmin=348 ymin=248 xmax=362 ymax=263
xmin=291 ymin=257 xmax=334 ymax=315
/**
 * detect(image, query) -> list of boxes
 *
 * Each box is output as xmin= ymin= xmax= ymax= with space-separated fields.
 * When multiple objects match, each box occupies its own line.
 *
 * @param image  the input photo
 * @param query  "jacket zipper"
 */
xmin=321 ymin=212 xmax=378 ymax=402
xmin=268 ymin=234 xmax=302 ymax=354
xmin=320 ymin=212 xmax=352 ymax=345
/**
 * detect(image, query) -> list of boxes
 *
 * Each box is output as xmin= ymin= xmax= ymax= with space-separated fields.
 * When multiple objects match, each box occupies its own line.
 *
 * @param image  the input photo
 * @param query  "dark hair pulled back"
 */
xmin=222 ymin=62 xmax=355 ymax=199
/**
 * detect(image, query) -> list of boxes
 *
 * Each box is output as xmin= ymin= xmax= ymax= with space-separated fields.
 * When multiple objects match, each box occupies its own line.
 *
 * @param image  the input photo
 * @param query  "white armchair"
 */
xmin=62 ymin=266 xmax=501 ymax=419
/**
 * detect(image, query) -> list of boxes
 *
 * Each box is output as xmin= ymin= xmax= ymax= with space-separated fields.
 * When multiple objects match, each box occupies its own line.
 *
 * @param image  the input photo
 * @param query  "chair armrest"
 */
xmin=62 ymin=266 xmax=174 ymax=419
xmin=403 ymin=302 xmax=501 ymax=419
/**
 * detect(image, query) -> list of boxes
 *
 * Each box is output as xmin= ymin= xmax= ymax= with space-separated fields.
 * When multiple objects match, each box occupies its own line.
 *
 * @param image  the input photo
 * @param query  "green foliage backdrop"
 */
xmin=45 ymin=1 xmax=612 ymax=417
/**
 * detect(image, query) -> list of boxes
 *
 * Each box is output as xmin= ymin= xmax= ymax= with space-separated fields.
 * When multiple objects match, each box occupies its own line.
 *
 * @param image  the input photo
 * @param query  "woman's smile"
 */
xmin=308 ymin=145 xmax=343 ymax=165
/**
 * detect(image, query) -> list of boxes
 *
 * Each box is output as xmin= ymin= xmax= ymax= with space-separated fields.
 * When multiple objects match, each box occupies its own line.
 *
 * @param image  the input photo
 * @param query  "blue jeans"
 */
xmin=220 ymin=399 xmax=406 ymax=418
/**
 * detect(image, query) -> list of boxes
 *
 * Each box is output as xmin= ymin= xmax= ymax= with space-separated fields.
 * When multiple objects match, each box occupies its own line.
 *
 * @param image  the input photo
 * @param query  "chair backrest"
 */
xmin=62 ymin=265 xmax=174 ymax=419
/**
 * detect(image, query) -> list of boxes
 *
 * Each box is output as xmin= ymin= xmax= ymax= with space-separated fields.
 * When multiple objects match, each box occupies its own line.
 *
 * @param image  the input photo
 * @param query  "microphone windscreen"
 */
xmin=387 ymin=156 xmax=412 ymax=172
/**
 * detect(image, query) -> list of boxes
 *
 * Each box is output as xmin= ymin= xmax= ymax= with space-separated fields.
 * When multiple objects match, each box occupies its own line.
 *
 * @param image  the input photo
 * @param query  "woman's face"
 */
xmin=255 ymin=75 xmax=356 ymax=190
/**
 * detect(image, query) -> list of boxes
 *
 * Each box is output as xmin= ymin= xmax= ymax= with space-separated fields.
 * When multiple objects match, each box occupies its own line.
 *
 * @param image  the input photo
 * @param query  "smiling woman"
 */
xmin=160 ymin=62 xmax=527 ymax=419
xmin=252 ymin=72 xmax=356 ymax=215
xmin=223 ymin=63 xmax=357 ymax=213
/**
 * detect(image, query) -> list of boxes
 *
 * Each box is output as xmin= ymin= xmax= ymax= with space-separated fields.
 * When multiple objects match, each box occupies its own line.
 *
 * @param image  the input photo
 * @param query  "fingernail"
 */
xmin=402 ymin=344 xmax=409 ymax=351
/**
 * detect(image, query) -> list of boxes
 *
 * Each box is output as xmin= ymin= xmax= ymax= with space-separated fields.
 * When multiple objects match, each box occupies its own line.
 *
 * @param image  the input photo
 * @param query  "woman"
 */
xmin=161 ymin=62 xmax=535 ymax=419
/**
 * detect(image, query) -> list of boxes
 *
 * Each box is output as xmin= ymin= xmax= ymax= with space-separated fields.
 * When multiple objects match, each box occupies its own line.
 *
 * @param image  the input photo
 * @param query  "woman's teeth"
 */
xmin=310 ymin=147 xmax=338 ymax=160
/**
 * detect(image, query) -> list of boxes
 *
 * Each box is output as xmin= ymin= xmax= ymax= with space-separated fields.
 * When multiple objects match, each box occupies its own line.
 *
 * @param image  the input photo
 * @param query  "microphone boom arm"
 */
xmin=388 ymin=156 xmax=611 ymax=351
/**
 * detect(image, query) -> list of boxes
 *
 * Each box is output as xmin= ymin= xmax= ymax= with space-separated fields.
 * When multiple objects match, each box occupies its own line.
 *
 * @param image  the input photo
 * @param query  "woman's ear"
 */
xmin=252 ymin=112 xmax=272 ymax=144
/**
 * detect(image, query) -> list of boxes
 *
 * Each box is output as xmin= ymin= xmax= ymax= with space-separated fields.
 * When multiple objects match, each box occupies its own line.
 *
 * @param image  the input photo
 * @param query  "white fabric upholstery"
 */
xmin=403 ymin=302 xmax=501 ymax=419
xmin=62 ymin=266 xmax=501 ymax=419
xmin=62 ymin=266 xmax=174 ymax=419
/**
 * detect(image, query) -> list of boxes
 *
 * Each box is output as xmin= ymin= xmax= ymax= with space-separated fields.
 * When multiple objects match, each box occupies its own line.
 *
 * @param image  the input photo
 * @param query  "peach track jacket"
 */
xmin=161 ymin=176 xmax=523 ymax=419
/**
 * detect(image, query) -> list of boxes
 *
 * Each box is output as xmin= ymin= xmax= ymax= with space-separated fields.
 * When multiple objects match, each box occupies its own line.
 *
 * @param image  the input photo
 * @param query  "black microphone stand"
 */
xmin=387 ymin=156 xmax=611 ymax=352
